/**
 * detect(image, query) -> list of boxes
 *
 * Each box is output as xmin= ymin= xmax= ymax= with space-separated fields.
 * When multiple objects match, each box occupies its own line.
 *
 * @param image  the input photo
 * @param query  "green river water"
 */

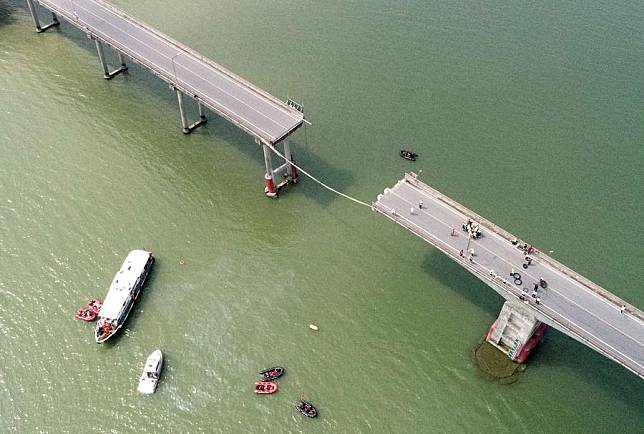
xmin=1 ymin=0 xmax=643 ymax=432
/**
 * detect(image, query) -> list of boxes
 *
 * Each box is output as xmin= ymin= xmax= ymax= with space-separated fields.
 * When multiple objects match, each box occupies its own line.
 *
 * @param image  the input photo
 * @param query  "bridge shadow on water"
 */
xmin=19 ymin=13 xmax=353 ymax=206
xmin=1 ymin=0 xmax=16 ymax=26
xmin=421 ymin=249 xmax=504 ymax=317
xmin=422 ymin=250 xmax=643 ymax=401
xmin=530 ymin=328 xmax=643 ymax=406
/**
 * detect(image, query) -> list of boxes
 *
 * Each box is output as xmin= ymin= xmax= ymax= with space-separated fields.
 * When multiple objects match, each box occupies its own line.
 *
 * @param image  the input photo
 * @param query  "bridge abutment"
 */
xmin=486 ymin=301 xmax=547 ymax=363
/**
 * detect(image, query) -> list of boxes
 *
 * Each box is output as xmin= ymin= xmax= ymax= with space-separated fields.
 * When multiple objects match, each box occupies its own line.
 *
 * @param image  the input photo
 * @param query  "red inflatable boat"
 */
xmin=74 ymin=308 xmax=97 ymax=322
xmin=87 ymin=298 xmax=102 ymax=314
xmin=254 ymin=382 xmax=278 ymax=394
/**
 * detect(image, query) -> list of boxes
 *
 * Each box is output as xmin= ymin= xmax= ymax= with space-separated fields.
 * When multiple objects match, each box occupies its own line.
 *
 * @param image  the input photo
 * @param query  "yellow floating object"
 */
xmin=309 ymin=324 xmax=319 ymax=331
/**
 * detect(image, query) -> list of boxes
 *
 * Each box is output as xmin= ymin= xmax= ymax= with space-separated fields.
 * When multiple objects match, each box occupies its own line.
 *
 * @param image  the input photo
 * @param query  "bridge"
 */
xmin=373 ymin=173 xmax=644 ymax=379
xmin=24 ymin=0 xmax=304 ymax=196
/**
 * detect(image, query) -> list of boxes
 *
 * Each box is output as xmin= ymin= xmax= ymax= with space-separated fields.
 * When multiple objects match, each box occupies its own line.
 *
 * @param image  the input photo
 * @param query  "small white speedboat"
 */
xmin=137 ymin=349 xmax=163 ymax=394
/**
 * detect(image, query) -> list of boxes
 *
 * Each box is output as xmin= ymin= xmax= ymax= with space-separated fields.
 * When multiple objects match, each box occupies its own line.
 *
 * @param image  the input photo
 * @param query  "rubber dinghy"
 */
xmin=400 ymin=150 xmax=418 ymax=161
xmin=254 ymin=382 xmax=278 ymax=394
xmin=259 ymin=366 xmax=284 ymax=381
xmin=137 ymin=349 xmax=163 ymax=394
xmin=87 ymin=298 xmax=102 ymax=314
xmin=74 ymin=308 xmax=97 ymax=322
xmin=296 ymin=400 xmax=318 ymax=418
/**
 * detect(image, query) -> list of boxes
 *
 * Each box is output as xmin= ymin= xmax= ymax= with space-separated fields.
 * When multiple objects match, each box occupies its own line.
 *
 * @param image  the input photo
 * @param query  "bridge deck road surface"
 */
xmin=38 ymin=0 xmax=303 ymax=144
xmin=373 ymin=173 xmax=644 ymax=379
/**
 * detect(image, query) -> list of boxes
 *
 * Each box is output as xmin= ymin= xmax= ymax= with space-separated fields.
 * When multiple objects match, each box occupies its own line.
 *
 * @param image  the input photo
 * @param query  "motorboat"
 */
xmin=74 ymin=308 xmax=97 ymax=322
xmin=296 ymin=400 xmax=318 ymax=418
xmin=95 ymin=250 xmax=154 ymax=343
xmin=137 ymin=349 xmax=163 ymax=394
xmin=400 ymin=150 xmax=418 ymax=161
xmin=254 ymin=381 xmax=278 ymax=394
xmin=259 ymin=366 xmax=284 ymax=381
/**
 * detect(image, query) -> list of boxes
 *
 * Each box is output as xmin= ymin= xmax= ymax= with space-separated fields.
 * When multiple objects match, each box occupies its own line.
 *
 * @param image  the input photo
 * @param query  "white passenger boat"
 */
xmin=137 ymin=349 xmax=163 ymax=394
xmin=95 ymin=250 xmax=154 ymax=343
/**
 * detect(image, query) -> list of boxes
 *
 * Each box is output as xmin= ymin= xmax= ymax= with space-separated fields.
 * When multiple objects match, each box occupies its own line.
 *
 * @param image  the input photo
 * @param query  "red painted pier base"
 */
xmin=264 ymin=174 xmax=277 ymax=198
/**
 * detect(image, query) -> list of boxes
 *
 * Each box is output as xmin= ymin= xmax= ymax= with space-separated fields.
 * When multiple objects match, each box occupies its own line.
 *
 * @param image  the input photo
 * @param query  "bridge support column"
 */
xmin=174 ymin=89 xmax=207 ymax=134
xmin=257 ymin=138 xmax=300 ymax=198
xmin=93 ymin=39 xmax=128 ymax=80
xmin=117 ymin=52 xmax=127 ymax=69
xmin=486 ymin=301 xmax=547 ymax=363
xmin=261 ymin=141 xmax=277 ymax=198
xmin=269 ymin=138 xmax=298 ymax=193
xmin=282 ymin=138 xmax=298 ymax=183
xmin=189 ymin=101 xmax=208 ymax=130
xmin=176 ymin=89 xmax=189 ymax=133
xmin=198 ymin=103 xmax=206 ymax=122
xmin=26 ymin=0 xmax=60 ymax=33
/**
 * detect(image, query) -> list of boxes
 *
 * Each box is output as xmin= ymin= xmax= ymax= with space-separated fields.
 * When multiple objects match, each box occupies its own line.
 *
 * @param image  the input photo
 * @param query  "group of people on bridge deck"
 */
xmin=462 ymin=219 xmax=482 ymax=239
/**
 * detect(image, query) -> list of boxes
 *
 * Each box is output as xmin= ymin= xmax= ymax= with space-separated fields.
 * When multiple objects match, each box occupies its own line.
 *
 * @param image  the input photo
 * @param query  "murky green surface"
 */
xmin=1 ymin=0 xmax=643 ymax=432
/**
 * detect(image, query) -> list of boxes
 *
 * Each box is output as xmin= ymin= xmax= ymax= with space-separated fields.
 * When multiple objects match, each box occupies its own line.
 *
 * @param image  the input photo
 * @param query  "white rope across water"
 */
xmin=265 ymin=143 xmax=372 ymax=208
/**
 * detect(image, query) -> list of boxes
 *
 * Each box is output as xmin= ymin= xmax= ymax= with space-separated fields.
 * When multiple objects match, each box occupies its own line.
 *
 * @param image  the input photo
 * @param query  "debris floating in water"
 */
xmin=309 ymin=324 xmax=319 ymax=331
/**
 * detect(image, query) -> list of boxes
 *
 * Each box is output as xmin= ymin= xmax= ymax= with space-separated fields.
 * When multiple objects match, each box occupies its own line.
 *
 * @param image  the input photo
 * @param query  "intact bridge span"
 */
xmin=25 ymin=0 xmax=304 ymax=196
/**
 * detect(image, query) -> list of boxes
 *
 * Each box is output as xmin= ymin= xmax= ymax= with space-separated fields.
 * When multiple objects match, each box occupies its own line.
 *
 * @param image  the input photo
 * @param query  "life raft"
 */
xmin=254 ymin=382 xmax=278 ymax=394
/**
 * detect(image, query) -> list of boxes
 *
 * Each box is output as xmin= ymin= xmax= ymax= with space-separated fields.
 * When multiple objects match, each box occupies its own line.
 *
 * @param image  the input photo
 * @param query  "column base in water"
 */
xmin=26 ymin=0 xmax=60 ymax=33
xmin=290 ymin=159 xmax=299 ymax=184
xmin=94 ymin=39 xmax=128 ymax=80
xmin=264 ymin=174 xmax=277 ymax=198
xmin=38 ymin=13 xmax=60 ymax=33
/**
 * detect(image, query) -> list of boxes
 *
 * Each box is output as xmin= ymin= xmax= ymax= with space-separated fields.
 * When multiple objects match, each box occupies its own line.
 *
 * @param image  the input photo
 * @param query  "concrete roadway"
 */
xmin=373 ymin=173 xmax=644 ymax=379
xmin=37 ymin=0 xmax=303 ymax=144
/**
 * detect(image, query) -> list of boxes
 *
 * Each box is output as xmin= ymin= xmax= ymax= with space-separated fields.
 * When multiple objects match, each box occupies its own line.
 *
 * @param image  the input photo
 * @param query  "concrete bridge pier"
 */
xmin=257 ymin=138 xmax=300 ymax=198
xmin=486 ymin=301 xmax=547 ymax=363
xmin=272 ymin=138 xmax=298 ymax=185
xmin=92 ymin=39 xmax=128 ymax=80
xmin=26 ymin=0 xmax=60 ymax=33
xmin=260 ymin=139 xmax=277 ymax=198
xmin=173 ymin=89 xmax=207 ymax=134
xmin=281 ymin=138 xmax=298 ymax=183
